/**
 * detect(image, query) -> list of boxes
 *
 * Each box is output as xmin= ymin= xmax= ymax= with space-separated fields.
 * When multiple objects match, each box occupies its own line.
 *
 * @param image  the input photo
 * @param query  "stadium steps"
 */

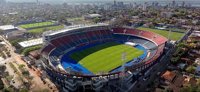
xmin=65 ymin=79 xmax=77 ymax=87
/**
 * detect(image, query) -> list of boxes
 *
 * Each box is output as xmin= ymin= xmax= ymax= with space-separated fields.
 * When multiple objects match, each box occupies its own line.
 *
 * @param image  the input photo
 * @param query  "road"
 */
xmin=0 ymin=35 xmax=58 ymax=91
xmin=131 ymin=45 xmax=174 ymax=92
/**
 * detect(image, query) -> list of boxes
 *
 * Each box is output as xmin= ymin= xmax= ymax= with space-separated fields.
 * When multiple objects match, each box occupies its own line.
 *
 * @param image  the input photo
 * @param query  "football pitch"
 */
xmin=19 ymin=21 xmax=54 ymax=29
xmin=28 ymin=25 xmax=64 ymax=34
xmin=70 ymin=42 xmax=144 ymax=74
xmin=137 ymin=27 xmax=185 ymax=41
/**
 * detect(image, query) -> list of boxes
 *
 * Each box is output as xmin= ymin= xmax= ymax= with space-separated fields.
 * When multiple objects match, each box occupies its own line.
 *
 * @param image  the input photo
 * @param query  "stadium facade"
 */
xmin=40 ymin=24 xmax=167 ymax=92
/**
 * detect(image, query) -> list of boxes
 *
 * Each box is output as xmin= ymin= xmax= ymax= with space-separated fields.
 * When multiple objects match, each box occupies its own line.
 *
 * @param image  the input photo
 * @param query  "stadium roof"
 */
xmin=0 ymin=25 xmax=16 ymax=31
xmin=18 ymin=38 xmax=43 ymax=48
xmin=48 ymin=23 xmax=108 ymax=36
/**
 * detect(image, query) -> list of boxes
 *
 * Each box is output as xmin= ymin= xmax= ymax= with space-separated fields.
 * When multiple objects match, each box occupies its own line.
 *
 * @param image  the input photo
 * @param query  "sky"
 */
xmin=6 ymin=0 xmax=200 ymax=4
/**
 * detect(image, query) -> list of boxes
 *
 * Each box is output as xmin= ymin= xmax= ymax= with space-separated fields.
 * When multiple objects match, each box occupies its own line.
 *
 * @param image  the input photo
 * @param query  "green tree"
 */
xmin=19 ymin=88 xmax=28 ymax=92
xmin=18 ymin=64 xmax=25 ymax=70
xmin=93 ymin=17 xmax=101 ymax=23
xmin=2 ymin=87 xmax=14 ymax=92
xmin=21 ymin=45 xmax=42 ymax=56
xmin=186 ymin=66 xmax=196 ymax=73
xmin=0 ymin=79 xmax=4 ymax=90
xmin=171 ymin=56 xmax=180 ymax=64
xmin=180 ymin=85 xmax=200 ymax=92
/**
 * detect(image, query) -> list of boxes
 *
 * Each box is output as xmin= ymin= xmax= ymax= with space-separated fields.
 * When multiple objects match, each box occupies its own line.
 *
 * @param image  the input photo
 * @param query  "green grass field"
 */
xmin=70 ymin=42 xmax=144 ymax=74
xmin=137 ymin=27 xmax=185 ymax=41
xmin=28 ymin=25 xmax=64 ymax=34
xmin=19 ymin=21 xmax=54 ymax=29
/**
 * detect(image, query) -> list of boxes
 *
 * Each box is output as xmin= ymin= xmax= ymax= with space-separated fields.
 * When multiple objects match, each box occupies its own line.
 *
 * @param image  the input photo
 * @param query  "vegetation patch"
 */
xmin=19 ymin=21 xmax=54 ymax=29
xmin=28 ymin=25 xmax=64 ymax=34
xmin=21 ymin=45 xmax=42 ymax=56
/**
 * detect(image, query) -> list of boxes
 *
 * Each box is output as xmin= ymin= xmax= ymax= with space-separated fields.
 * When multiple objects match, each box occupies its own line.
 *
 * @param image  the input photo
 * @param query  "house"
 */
xmin=161 ymin=70 xmax=176 ymax=82
xmin=18 ymin=38 xmax=43 ymax=48
xmin=29 ymin=50 xmax=40 ymax=59
xmin=184 ymin=76 xmax=197 ymax=86
xmin=195 ymin=66 xmax=200 ymax=74
xmin=21 ymin=56 xmax=35 ymax=65
xmin=84 ymin=14 xmax=102 ymax=20
xmin=195 ymin=58 xmax=200 ymax=65
xmin=177 ymin=63 xmax=186 ymax=70
xmin=161 ymin=71 xmax=184 ymax=92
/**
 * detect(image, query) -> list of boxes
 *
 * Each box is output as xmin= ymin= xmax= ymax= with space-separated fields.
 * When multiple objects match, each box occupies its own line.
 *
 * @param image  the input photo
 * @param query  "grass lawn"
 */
xmin=137 ymin=27 xmax=185 ymax=41
xmin=28 ymin=25 xmax=64 ymax=34
xmin=70 ymin=42 xmax=144 ymax=74
xmin=19 ymin=21 xmax=54 ymax=29
xmin=67 ymin=17 xmax=84 ymax=21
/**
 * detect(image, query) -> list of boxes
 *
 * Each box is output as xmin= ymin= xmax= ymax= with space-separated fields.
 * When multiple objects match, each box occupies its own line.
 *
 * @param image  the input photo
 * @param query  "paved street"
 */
xmin=131 ymin=47 xmax=173 ymax=92
xmin=0 ymin=35 xmax=58 ymax=91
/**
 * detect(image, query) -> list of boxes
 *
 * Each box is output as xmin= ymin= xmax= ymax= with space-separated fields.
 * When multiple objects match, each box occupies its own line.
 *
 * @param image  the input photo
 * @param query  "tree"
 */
xmin=0 ymin=79 xmax=4 ymax=90
xmin=21 ymin=45 xmax=42 ymax=56
xmin=0 ymin=65 xmax=7 ymax=77
xmin=171 ymin=56 xmax=180 ymax=64
xmin=18 ymin=64 xmax=25 ymax=70
xmin=93 ymin=17 xmax=101 ymax=23
xmin=22 ymin=71 xmax=30 ymax=77
xmin=186 ymin=65 xmax=196 ymax=73
xmin=180 ymin=85 xmax=200 ymax=92
xmin=2 ymin=87 xmax=14 ymax=92
xmin=19 ymin=88 xmax=28 ymax=92
xmin=196 ymin=78 xmax=200 ymax=85
xmin=188 ymin=43 xmax=196 ymax=49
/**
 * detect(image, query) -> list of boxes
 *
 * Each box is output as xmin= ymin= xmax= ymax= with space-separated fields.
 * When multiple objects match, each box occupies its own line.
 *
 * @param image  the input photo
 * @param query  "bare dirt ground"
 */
xmin=0 ymin=35 xmax=58 ymax=92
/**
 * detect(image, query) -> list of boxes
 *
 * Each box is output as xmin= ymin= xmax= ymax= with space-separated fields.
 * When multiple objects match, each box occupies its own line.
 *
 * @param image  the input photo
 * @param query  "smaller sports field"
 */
xmin=28 ymin=25 xmax=64 ymax=34
xmin=137 ymin=27 xmax=185 ymax=41
xmin=70 ymin=42 xmax=144 ymax=74
xmin=19 ymin=21 xmax=54 ymax=29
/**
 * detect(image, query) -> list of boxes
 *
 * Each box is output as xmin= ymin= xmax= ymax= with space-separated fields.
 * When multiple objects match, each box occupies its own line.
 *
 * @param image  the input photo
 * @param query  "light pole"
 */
xmin=121 ymin=52 xmax=127 ymax=76
xmin=167 ymin=30 xmax=171 ymax=41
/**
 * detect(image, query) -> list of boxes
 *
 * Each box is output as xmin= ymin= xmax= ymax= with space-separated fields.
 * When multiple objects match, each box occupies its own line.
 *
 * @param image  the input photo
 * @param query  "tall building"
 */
xmin=114 ymin=0 xmax=116 ymax=6
xmin=142 ymin=2 xmax=147 ymax=11
xmin=172 ymin=0 xmax=176 ymax=8
xmin=182 ymin=1 xmax=185 ymax=7
xmin=0 ymin=0 xmax=6 ymax=4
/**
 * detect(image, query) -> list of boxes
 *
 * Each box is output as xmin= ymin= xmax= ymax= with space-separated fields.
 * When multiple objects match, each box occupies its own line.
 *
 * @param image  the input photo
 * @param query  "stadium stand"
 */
xmin=40 ymin=24 xmax=167 ymax=92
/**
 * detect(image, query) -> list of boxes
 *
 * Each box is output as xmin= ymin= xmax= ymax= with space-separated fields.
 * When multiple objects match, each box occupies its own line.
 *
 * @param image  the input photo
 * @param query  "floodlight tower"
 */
xmin=121 ymin=52 xmax=127 ymax=77
xmin=120 ymin=51 xmax=127 ymax=90
xmin=167 ymin=30 xmax=172 ymax=42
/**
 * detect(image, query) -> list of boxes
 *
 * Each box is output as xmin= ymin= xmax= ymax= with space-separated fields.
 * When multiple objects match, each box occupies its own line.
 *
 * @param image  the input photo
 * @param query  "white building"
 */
xmin=0 ymin=25 xmax=17 ymax=31
xmin=84 ymin=14 xmax=102 ymax=20
xmin=18 ymin=38 xmax=43 ymax=48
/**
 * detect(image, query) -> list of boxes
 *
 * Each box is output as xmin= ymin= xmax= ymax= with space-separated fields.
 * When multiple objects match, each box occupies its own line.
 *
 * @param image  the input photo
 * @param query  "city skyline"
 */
xmin=5 ymin=0 xmax=200 ymax=4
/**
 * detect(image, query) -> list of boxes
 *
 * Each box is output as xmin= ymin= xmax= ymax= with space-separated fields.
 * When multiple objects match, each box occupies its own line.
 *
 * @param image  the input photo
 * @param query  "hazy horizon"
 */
xmin=5 ymin=0 xmax=200 ymax=4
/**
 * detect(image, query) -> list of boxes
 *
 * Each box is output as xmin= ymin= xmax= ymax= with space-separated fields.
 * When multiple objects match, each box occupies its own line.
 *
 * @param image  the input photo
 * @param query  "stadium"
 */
xmin=40 ymin=24 xmax=167 ymax=92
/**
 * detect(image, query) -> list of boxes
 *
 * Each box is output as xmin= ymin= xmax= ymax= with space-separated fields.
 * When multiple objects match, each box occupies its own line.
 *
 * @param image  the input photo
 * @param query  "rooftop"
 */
xmin=18 ymin=38 xmax=43 ymax=48
xmin=161 ymin=70 xmax=176 ymax=82
xmin=0 ymin=25 xmax=16 ymax=31
xmin=47 ymin=23 xmax=108 ymax=36
xmin=86 ymin=14 xmax=102 ymax=17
